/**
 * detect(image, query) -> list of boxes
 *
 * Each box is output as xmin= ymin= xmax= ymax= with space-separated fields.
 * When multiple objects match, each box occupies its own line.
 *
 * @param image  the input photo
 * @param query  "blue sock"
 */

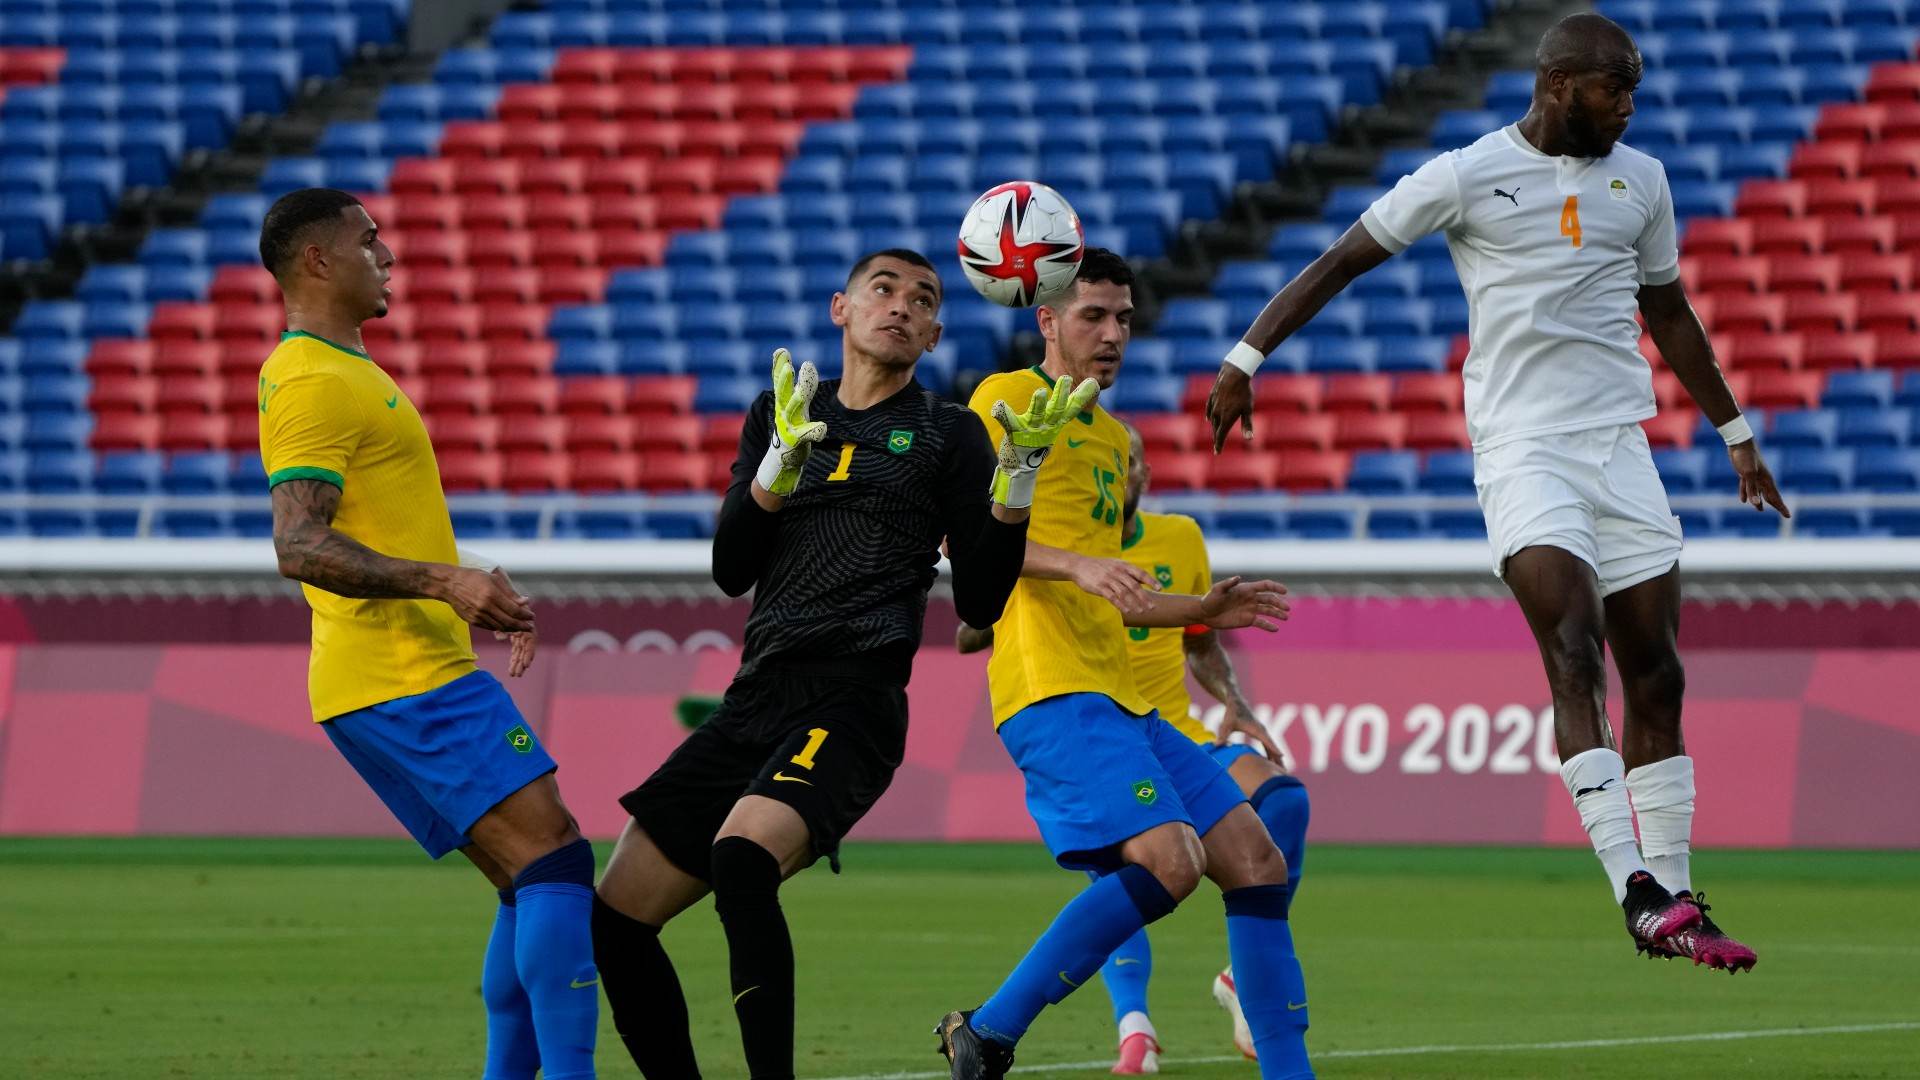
xmin=483 ymin=889 xmax=540 ymax=1080
xmin=970 ymin=864 xmax=1178 ymax=1047
xmin=1098 ymin=928 xmax=1152 ymax=1025
xmin=1250 ymin=776 xmax=1311 ymax=902
xmin=512 ymin=839 xmax=599 ymax=1080
xmin=1223 ymin=885 xmax=1313 ymax=1080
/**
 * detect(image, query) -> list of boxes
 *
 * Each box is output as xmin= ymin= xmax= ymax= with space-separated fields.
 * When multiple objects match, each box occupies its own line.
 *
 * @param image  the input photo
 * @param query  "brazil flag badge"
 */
xmin=887 ymin=429 xmax=914 ymax=454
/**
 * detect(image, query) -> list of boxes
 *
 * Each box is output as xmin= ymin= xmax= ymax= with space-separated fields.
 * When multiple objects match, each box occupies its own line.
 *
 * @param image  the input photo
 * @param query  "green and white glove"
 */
xmin=990 ymin=374 xmax=1101 ymax=508
xmin=754 ymin=348 xmax=827 ymax=497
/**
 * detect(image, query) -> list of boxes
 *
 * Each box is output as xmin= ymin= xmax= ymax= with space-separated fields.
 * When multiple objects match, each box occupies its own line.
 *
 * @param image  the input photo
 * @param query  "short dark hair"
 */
xmin=847 ymin=247 xmax=939 ymax=291
xmin=259 ymin=188 xmax=363 ymax=278
xmin=1047 ymin=246 xmax=1134 ymax=309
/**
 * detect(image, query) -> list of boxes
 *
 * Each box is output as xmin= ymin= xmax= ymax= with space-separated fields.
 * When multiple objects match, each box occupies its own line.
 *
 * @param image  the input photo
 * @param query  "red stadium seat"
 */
xmin=1800 ymin=332 xmax=1875 ymax=371
xmin=1746 ymin=371 xmax=1826 ymax=409
xmin=148 ymin=302 xmax=215 ymax=343
xmin=740 ymin=121 xmax=805 ymax=159
xmin=1783 ymin=294 xmax=1856 ymax=333
xmin=528 ymin=194 xmax=592 ymax=232
xmin=1815 ymin=103 xmax=1885 ymax=143
xmin=1403 ymin=412 xmax=1469 ymax=451
xmin=610 ymin=49 xmax=677 ymax=86
xmin=560 ymin=376 xmax=629 ymax=415
xmin=1789 ymin=142 xmax=1861 ymax=180
xmin=214 ymin=304 xmax=282 ymax=345
xmin=1706 ymin=292 xmax=1784 ymax=333
xmin=154 ymin=340 xmax=222 ymax=377
xmin=389 ymin=159 xmax=456 ymax=196
xmin=735 ymin=83 xmax=798 ymax=122
xmin=568 ymin=413 xmax=641 ymax=453
xmin=1252 ymin=374 xmax=1322 ymax=413
xmin=559 ymin=87 xmax=621 ymax=124
xmin=1857 ymin=292 xmax=1920 ymax=333
xmin=670 ymin=48 xmax=735 ymax=84
xmin=1637 ymin=332 xmax=1664 ymax=366
xmin=1873 ymin=178 xmax=1920 ymax=217
xmin=470 ymin=268 xmax=538 ymax=306
xmin=498 ymin=415 xmax=567 ymax=454
xmin=503 ymin=452 xmax=570 ymax=493
xmin=1131 ymin=414 xmax=1204 ymax=454
xmin=1207 ymin=452 xmax=1279 ymax=491
xmin=1766 ymin=254 xmax=1841 ymax=294
xmin=1722 ymin=329 xmax=1804 ymax=371
xmin=423 ymin=376 xmax=490 ymax=415
xmin=1260 ymin=413 xmax=1335 ymax=451
xmin=790 ymin=82 xmax=862 ymax=122
xmin=491 ymin=376 xmax=560 ymax=415
xmin=590 ymin=196 xmax=658 ymax=232
xmin=426 ymin=414 xmax=501 ymax=452
xmin=1885 ymin=103 xmax=1920 ymax=141
xmin=360 ymin=307 xmax=417 ymax=344
xmin=418 ymin=341 xmax=487 ymax=379
xmin=700 ymin=414 xmax=746 ymax=454
xmin=156 ymin=376 xmax=222 ymax=414
xmin=628 ymin=376 xmax=696 ymax=415
xmin=1685 ymin=253 xmax=1768 ymax=294
xmin=704 ymin=451 xmax=737 ymax=493
xmin=1804 ymin=179 xmax=1877 ymax=218
xmin=598 ymin=230 xmax=666 ymax=268
xmin=1681 ymin=218 xmax=1751 ymax=256
xmin=558 ymin=120 xmax=623 ymax=159
xmin=1876 ymin=330 xmax=1920 ymax=368
xmin=209 ymin=266 xmax=277 ymax=305
xmin=415 ymin=303 xmax=481 ymax=343
xmin=1147 ymin=452 xmax=1208 ymax=492
xmin=652 ymin=157 xmax=717 ymax=195
xmin=489 ymin=342 xmax=557 ymax=378
xmin=614 ymin=86 xmax=682 ymax=125
xmin=221 ymin=374 xmax=259 ymax=414
xmin=789 ymin=47 xmax=854 ymax=84
xmin=452 ymin=160 xmax=520 ymax=196
xmin=584 ymin=159 xmax=651 ymax=196
xmin=521 ymin=159 xmax=587 ymax=196
xmin=438 ymin=450 xmax=504 ymax=492
xmin=1860 ymin=140 xmax=1920 ymax=180
xmin=88 ymin=373 xmax=155 ymax=415
xmin=1747 ymin=218 xmax=1822 ymax=256
xmin=1733 ymin=179 xmax=1806 ymax=219
xmin=467 ymin=230 xmax=534 ymax=269
xmin=552 ymin=48 xmax=618 ymax=85
xmin=1446 ymin=333 xmax=1469 ymax=371
xmin=0 ymin=48 xmax=67 ymax=86
xmin=1650 ymin=370 xmax=1684 ymax=410
xmin=570 ymin=450 xmax=642 ymax=492
xmin=159 ymin=413 xmax=228 ymax=451
xmin=1640 ymin=412 xmax=1694 ymax=449
xmin=672 ymin=84 xmax=737 ymax=124
xmin=1333 ymin=412 xmax=1407 ymax=451
xmin=1865 ymin=63 xmax=1920 ymax=103
xmin=406 ymin=267 xmax=474 ymax=304
xmin=1822 ymin=216 xmax=1894 ymax=254
xmin=1840 ymin=254 xmax=1913 ymax=293
xmin=1274 ymin=451 xmax=1349 ymax=492
xmin=654 ymin=195 xmax=726 ymax=231
xmin=1321 ymin=374 xmax=1392 ymax=413
xmin=460 ymin=194 xmax=528 ymax=232
xmin=500 ymin=123 xmax=562 ymax=161
xmin=93 ymin=412 xmax=161 ymax=451
xmin=849 ymin=46 xmax=915 ymax=83
xmin=88 ymin=339 xmax=156 ymax=377
xmin=481 ymin=304 xmax=549 ymax=344
xmin=537 ymin=267 xmax=606 ymax=305
xmin=497 ymin=85 xmax=563 ymax=123
xmin=387 ymin=231 xmax=465 ymax=268
xmin=374 ymin=343 xmax=423 ymax=378
xmin=715 ymin=157 xmax=783 ymax=196
xmin=733 ymin=48 xmax=797 ymax=85
xmin=640 ymin=451 xmax=707 ymax=491
xmin=531 ymin=229 xmax=599 ymax=269
xmin=217 ymin=343 xmax=265 ymax=377
xmin=440 ymin=121 xmax=506 ymax=160
xmin=1389 ymin=372 xmax=1462 ymax=413
xmin=394 ymin=194 xmax=456 ymax=231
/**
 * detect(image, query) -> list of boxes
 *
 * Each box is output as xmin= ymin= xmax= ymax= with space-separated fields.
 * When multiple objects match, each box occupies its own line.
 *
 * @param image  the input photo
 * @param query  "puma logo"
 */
xmin=1493 ymin=187 xmax=1520 ymax=205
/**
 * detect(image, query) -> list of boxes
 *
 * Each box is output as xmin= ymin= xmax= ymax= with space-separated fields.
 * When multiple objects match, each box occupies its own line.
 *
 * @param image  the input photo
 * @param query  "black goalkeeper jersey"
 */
xmin=711 ymin=376 xmax=1027 ymax=686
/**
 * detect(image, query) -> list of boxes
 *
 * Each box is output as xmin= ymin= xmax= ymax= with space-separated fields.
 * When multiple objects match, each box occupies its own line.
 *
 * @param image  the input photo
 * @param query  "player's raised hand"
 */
xmin=439 ymin=565 xmax=535 ymax=633
xmin=1199 ymin=575 xmax=1291 ymax=632
xmin=484 ymin=567 xmax=538 ymax=676
xmin=755 ymin=347 xmax=828 ymax=497
xmin=1728 ymin=439 xmax=1789 ymax=518
xmin=988 ymin=374 xmax=1101 ymax=508
xmin=1069 ymin=554 xmax=1159 ymax=616
xmin=1206 ymin=364 xmax=1256 ymax=454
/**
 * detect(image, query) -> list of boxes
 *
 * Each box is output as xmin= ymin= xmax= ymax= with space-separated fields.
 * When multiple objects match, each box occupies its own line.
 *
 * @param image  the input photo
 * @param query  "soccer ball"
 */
xmin=956 ymin=181 xmax=1085 ymax=307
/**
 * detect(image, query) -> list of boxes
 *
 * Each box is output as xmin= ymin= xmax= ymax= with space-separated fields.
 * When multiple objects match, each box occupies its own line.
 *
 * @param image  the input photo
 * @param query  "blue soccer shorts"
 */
xmin=1206 ymin=743 xmax=1263 ymax=769
xmin=998 ymin=692 xmax=1247 ymax=872
xmin=323 ymin=669 xmax=558 ymax=859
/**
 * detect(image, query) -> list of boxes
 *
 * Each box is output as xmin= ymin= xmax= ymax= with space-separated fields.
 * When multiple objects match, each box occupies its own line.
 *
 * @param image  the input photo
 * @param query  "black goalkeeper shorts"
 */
xmin=619 ymin=669 xmax=908 ymax=882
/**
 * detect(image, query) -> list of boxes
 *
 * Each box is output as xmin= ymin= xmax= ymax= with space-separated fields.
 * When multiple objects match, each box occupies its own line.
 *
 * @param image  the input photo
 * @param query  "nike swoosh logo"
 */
xmin=1057 ymin=971 xmax=1081 ymax=989
xmin=1288 ymin=1001 xmax=1308 ymax=1011
xmin=772 ymin=771 xmax=813 ymax=786
xmin=1065 ymin=437 xmax=1086 ymax=448
xmin=1574 ymin=780 xmax=1615 ymax=797
xmin=384 ymin=395 xmax=398 ymax=408
xmin=570 ymin=976 xmax=598 ymax=989
xmin=734 ymin=985 xmax=758 ymax=1004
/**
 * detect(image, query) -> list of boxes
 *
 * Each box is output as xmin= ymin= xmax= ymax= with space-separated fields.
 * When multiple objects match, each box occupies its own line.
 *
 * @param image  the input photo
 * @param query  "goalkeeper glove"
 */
xmin=754 ymin=347 xmax=827 ymax=497
xmin=990 ymin=374 xmax=1102 ymax=508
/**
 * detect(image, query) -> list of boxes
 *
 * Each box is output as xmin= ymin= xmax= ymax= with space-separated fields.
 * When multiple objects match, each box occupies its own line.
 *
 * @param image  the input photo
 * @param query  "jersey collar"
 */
xmin=1121 ymin=513 xmax=1145 ymax=551
xmin=281 ymin=329 xmax=371 ymax=360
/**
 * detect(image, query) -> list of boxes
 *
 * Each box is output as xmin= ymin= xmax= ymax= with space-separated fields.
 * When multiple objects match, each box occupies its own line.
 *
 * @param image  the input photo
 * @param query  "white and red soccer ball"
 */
xmin=957 ymin=181 xmax=1085 ymax=307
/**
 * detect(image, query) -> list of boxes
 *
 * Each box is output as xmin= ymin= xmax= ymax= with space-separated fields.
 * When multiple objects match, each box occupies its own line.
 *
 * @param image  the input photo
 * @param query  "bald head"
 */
xmin=1535 ymin=13 xmax=1639 ymax=78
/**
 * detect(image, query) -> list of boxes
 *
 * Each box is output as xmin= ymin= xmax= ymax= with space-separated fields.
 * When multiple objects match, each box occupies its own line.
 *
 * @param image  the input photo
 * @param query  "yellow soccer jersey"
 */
xmin=970 ymin=367 xmax=1152 ymax=725
xmin=1121 ymin=511 xmax=1213 ymax=744
xmin=258 ymin=330 xmax=475 ymax=722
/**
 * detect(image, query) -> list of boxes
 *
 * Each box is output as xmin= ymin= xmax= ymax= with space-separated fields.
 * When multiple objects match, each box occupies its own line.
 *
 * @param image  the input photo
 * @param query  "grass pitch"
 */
xmin=2 ymin=839 xmax=1915 ymax=1078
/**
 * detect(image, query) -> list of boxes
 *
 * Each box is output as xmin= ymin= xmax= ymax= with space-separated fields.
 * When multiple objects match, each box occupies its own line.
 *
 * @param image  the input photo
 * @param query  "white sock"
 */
xmin=1628 ymin=755 xmax=1694 ymax=896
xmin=1118 ymin=1010 xmax=1156 ymax=1043
xmin=1560 ymin=747 xmax=1646 ymax=904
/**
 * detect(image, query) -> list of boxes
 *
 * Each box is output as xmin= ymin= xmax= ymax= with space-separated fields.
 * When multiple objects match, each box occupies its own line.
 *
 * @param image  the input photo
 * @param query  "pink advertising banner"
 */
xmin=0 ymin=598 xmax=1915 ymax=848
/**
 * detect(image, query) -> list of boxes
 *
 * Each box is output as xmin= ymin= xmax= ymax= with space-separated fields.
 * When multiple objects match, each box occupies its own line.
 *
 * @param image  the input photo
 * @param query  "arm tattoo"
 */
xmin=270 ymin=480 xmax=440 ymax=600
xmin=1185 ymin=631 xmax=1254 ymax=714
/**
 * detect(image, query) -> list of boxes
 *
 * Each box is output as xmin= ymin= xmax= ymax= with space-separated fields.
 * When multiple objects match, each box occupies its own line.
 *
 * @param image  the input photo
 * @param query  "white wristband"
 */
xmin=1716 ymin=414 xmax=1753 ymax=446
xmin=1224 ymin=341 xmax=1266 ymax=376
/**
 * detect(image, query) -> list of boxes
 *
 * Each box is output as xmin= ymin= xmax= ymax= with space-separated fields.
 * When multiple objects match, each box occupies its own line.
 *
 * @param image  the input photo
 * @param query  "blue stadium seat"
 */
xmin=1420 ymin=450 xmax=1476 ymax=494
xmin=1214 ymin=508 xmax=1287 ymax=539
xmin=166 ymin=451 xmax=233 ymax=495
xmin=96 ymin=451 xmax=163 ymax=494
xmin=26 ymin=449 xmax=93 ymax=492
xmin=1348 ymin=450 xmax=1420 ymax=494
xmin=1856 ymin=448 xmax=1920 ymax=492
xmin=1288 ymin=503 xmax=1358 ymax=539
xmin=1837 ymin=408 xmax=1906 ymax=449
xmin=1366 ymin=506 xmax=1428 ymax=539
xmin=1873 ymin=507 xmax=1920 ymax=535
xmin=1768 ymin=409 xmax=1838 ymax=449
xmin=1654 ymin=447 xmax=1712 ymax=493
xmin=1777 ymin=447 xmax=1854 ymax=492
xmin=1795 ymin=507 xmax=1872 ymax=538
xmin=1106 ymin=375 xmax=1181 ymax=413
xmin=1825 ymin=371 xmax=1896 ymax=411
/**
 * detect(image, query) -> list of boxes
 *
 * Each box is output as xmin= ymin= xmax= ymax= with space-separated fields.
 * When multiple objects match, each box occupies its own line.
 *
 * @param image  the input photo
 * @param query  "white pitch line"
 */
xmin=814 ymin=1020 xmax=1920 ymax=1080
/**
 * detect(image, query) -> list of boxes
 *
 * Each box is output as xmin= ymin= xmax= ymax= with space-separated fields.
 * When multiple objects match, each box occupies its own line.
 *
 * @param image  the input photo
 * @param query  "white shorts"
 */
xmin=1474 ymin=423 xmax=1684 ymax=597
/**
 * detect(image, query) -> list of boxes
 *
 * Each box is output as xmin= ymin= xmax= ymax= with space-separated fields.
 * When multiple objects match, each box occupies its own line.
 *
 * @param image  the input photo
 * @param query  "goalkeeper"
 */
xmin=590 ymin=249 xmax=1081 ymax=1080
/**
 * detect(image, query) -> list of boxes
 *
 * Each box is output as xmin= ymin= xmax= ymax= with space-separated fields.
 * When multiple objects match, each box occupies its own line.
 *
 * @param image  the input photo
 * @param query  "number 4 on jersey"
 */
xmin=1559 ymin=195 xmax=1582 ymax=248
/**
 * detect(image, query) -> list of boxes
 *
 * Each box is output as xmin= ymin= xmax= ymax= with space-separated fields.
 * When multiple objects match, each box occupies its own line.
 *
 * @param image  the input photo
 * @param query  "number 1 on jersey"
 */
xmin=825 ymin=441 xmax=855 ymax=481
xmin=1559 ymin=195 xmax=1583 ymax=248
xmin=789 ymin=727 xmax=830 ymax=770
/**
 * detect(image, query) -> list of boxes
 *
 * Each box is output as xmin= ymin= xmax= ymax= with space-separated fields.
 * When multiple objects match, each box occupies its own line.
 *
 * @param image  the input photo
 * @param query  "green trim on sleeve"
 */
xmin=267 ymin=466 xmax=344 ymax=489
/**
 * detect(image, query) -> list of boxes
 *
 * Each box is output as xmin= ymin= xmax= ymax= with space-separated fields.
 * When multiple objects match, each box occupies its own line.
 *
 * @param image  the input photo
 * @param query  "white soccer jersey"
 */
xmin=1361 ymin=125 xmax=1680 ymax=450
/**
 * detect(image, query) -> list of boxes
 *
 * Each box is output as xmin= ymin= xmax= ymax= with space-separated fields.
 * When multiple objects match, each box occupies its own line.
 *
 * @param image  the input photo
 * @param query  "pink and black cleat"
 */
xmin=1646 ymin=892 xmax=1759 ymax=974
xmin=1623 ymin=870 xmax=1702 ymax=954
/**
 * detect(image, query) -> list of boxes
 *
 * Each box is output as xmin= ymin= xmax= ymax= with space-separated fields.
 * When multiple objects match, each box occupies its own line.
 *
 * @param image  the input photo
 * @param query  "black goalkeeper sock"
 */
xmin=711 ymin=836 xmax=795 ymax=1080
xmin=591 ymin=894 xmax=701 ymax=1080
